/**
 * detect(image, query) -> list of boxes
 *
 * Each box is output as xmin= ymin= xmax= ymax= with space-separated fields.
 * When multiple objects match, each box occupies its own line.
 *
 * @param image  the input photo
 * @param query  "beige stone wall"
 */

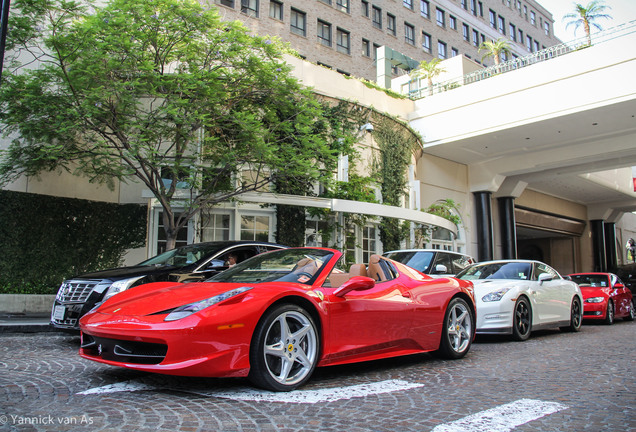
xmin=212 ymin=0 xmax=559 ymax=81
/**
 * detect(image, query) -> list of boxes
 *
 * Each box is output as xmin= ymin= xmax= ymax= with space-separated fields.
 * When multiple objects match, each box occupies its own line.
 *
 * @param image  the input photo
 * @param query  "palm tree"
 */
xmin=479 ymin=38 xmax=512 ymax=66
xmin=411 ymin=58 xmax=446 ymax=96
xmin=563 ymin=1 xmax=612 ymax=45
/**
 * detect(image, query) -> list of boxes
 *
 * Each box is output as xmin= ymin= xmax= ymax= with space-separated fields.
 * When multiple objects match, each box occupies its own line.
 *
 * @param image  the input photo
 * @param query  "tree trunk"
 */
xmin=162 ymin=208 xmax=178 ymax=251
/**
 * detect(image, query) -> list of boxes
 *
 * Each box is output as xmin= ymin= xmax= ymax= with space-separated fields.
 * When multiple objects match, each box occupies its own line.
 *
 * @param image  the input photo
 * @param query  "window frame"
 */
xmin=290 ymin=8 xmax=307 ymax=36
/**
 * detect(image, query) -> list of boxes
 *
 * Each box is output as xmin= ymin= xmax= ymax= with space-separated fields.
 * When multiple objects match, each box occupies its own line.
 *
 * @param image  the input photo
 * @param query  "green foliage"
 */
xmin=426 ymin=199 xmax=462 ymax=226
xmin=0 ymin=191 xmax=146 ymax=294
xmin=0 ymin=0 xmax=346 ymax=250
xmin=479 ymin=38 xmax=512 ymax=65
xmin=564 ymin=1 xmax=612 ymax=44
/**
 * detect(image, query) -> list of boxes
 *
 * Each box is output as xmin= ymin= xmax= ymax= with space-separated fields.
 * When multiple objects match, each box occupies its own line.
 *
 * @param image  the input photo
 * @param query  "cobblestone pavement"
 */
xmin=0 ymin=320 xmax=634 ymax=432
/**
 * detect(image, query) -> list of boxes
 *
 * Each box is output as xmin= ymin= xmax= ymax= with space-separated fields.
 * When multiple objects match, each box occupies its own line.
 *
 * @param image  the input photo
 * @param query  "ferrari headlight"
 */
xmin=164 ymin=287 xmax=252 ymax=322
xmin=585 ymin=297 xmax=604 ymax=303
xmin=103 ymin=276 xmax=145 ymax=301
xmin=482 ymin=287 xmax=511 ymax=302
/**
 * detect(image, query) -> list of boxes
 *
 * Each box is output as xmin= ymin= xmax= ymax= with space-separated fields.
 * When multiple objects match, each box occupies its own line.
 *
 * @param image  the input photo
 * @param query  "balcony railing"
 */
xmin=407 ymin=20 xmax=636 ymax=100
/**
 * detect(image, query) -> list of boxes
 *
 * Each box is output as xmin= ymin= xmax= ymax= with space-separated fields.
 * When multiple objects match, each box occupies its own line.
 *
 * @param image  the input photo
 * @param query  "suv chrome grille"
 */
xmin=58 ymin=280 xmax=98 ymax=303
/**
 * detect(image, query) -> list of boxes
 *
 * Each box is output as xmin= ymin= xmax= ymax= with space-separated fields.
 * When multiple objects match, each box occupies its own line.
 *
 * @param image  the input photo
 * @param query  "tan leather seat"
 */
xmin=349 ymin=264 xmax=367 ymax=277
xmin=367 ymin=255 xmax=388 ymax=281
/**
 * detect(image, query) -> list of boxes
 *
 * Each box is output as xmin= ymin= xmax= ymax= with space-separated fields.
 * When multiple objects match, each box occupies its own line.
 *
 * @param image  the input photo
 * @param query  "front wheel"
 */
xmin=512 ymin=297 xmax=532 ymax=341
xmin=436 ymin=297 xmax=474 ymax=359
xmin=604 ymin=300 xmax=614 ymax=325
xmin=561 ymin=297 xmax=582 ymax=332
xmin=248 ymin=304 xmax=319 ymax=392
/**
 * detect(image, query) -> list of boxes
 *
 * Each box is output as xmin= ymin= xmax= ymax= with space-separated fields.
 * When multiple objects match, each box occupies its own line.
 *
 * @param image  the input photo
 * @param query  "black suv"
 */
xmin=383 ymin=249 xmax=476 ymax=276
xmin=51 ymin=241 xmax=285 ymax=330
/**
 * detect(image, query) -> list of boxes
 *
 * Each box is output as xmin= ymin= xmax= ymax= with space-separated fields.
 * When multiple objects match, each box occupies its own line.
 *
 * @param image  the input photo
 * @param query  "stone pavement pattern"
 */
xmin=0 ymin=321 xmax=634 ymax=431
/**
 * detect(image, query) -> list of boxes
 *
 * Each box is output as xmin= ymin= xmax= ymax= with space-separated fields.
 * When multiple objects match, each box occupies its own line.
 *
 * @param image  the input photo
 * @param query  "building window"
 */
xmin=362 ymin=225 xmax=378 ymax=264
xmin=451 ymin=47 xmax=459 ymax=57
xmin=461 ymin=0 xmax=467 ymax=10
xmin=220 ymin=0 xmax=235 ymax=8
xmin=449 ymin=15 xmax=457 ymax=30
xmin=544 ymin=21 xmax=550 ymax=36
xmin=530 ymin=11 xmax=536 ymax=25
xmin=422 ymin=32 xmax=431 ymax=53
xmin=436 ymin=8 xmax=445 ymax=27
xmin=405 ymin=22 xmax=415 ymax=44
xmin=509 ymin=23 xmax=516 ymax=41
xmin=478 ymin=1 xmax=484 ymax=16
xmin=305 ymin=219 xmax=330 ymax=247
xmin=201 ymin=214 xmax=231 ymax=242
xmin=438 ymin=40 xmax=447 ymax=59
xmin=319 ymin=0 xmax=331 ymax=4
xmin=534 ymin=40 xmax=540 ymax=51
xmin=470 ymin=0 xmax=476 ymax=15
xmin=361 ymin=0 xmax=369 ymax=17
xmin=388 ymin=14 xmax=396 ymax=36
xmin=290 ymin=8 xmax=306 ymax=36
xmin=523 ymin=5 xmax=528 ymax=20
xmin=373 ymin=43 xmax=380 ymax=60
xmin=498 ymin=16 xmax=505 ymax=34
xmin=269 ymin=0 xmax=283 ymax=20
xmin=240 ymin=215 xmax=270 ymax=241
xmin=526 ymin=35 xmax=532 ymax=51
xmin=372 ymin=6 xmax=382 ymax=29
xmin=241 ymin=0 xmax=259 ymax=17
xmin=489 ymin=9 xmax=496 ymax=28
xmin=337 ymin=28 xmax=350 ymax=54
xmin=519 ymin=29 xmax=524 ymax=42
xmin=336 ymin=0 xmax=350 ymax=13
xmin=362 ymin=38 xmax=370 ymax=56
xmin=403 ymin=0 xmax=413 ymax=10
xmin=317 ymin=20 xmax=332 ymax=46
xmin=420 ymin=0 xmax=430 ymax=19
xmin=462 ymin=23 xmax=469 ymax=41
xmin=472 ymin=29 xmax=479 ymax=47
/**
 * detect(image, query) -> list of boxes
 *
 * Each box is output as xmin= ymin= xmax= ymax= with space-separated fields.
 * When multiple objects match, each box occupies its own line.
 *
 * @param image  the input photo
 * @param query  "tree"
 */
xmin=563 ymin=0 xmax=612 ymax=45
xmin=411 ymin=58 xmax=446 ymax=96
xmin=479 ymin=38 xmax=512 ymax=66
xmin=0 ymin=0 xmax=353 ymax=250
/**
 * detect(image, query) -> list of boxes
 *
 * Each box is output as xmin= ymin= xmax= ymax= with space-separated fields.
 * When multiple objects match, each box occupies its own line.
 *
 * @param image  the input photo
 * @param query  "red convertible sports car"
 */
xmin=568 ymin=272 xmax=635 ymax=324
xmin=80 ymin=247 xmax=476 ymax=391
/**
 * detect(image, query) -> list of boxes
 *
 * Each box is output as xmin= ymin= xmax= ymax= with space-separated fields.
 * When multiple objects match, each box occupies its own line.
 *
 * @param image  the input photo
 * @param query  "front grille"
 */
xmin=58 ymin=280 xmax=98 ymax=303
xmin=81 ymin=334 xmax=167 ymax=365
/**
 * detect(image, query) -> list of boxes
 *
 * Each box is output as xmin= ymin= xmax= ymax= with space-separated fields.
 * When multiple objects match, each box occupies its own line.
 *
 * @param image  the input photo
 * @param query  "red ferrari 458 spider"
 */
xmin=568 ymin=272 xmax=635 ymax=324
xmin=80 ymin=247 xmax=476 ymax=391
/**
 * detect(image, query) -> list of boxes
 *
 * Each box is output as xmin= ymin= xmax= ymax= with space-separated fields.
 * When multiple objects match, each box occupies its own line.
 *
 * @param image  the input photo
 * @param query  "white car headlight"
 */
xmin=585 ymin=297 xmax=604 ymax=303
xmin=103 ymin=276 xmax=145 ymax=301
xmin=164 ymin=287 xmax=253 ymax=322
xmin=482 ymin=287 xmax=512 ymax=302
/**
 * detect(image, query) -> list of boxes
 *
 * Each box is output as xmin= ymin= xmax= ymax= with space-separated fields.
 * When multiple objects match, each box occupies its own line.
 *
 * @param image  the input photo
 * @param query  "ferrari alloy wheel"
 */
xmin=604 ymin=300 xmax=614 ymax=325
xmin=561 ymin=297 xmax=582 ymax=332
xmin=626 ymin=300 xmax=635 ymax=321
xmin=512 ymin=297 xmax=532 ymax=341
xmin=436 ymin=297 xmax=474 ymax=359
xmin=249 ymin=304 xmax=319 ymax=391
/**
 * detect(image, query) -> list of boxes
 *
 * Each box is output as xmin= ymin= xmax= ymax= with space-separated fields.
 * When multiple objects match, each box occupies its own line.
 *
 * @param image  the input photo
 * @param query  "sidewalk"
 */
xmin=0 ymin=313 xmax=64 ymax=333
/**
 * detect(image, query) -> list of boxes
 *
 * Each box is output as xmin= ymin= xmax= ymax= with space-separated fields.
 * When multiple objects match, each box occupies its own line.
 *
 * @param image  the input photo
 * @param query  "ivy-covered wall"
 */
xmin=0 ymin=190 xmax=147 ymax=294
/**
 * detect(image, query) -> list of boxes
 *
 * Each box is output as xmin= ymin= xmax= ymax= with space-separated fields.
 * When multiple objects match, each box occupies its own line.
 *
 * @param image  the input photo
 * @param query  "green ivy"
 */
xmin=0 ymin=190 xmax=147 ymax=294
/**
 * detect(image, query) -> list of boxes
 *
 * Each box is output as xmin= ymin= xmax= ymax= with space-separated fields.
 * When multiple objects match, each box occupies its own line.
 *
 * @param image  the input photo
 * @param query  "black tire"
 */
xmin=511 ymin=297 xmax=532 ymax=341
xmin=561 ymin=297 xmax=582 ymax=332
xmin=625 ymin=299 xmax=635 ymax=321
xmin=248 ymin=304 xmax=319 ymax=391
xmin=604 ymin=300 xmax=614 ymax=325
xmin=435 ymin=297 xmax=474 ymax=359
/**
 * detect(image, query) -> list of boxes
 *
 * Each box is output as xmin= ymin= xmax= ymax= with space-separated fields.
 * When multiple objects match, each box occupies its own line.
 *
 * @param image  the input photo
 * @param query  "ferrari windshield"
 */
xmin=456 ymin=262 xmax=532 ymax=281
xmin=208 ymin=248 xmax=335 ymax=284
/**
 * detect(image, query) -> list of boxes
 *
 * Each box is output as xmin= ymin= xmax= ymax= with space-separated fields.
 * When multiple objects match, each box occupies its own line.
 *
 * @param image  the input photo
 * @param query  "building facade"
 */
xmin=212 ymin=0 xmax=558 ymax=80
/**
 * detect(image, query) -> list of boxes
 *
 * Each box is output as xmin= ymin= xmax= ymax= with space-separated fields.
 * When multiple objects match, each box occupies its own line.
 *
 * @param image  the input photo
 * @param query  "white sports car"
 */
xmin=455 ymin=260 xmax=583 ymax=340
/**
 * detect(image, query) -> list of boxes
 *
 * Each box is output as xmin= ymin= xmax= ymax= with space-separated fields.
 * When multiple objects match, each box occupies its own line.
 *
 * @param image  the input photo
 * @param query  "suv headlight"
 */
xmin=585 ymin=297 xmax=604 ymax=303
xmin=103 ymin=276 xmax=145 ymax=301
xmin=482 ymin=287 xmax=511 ymax=302
xmin=165 ymin=287 xmax=252 ymax=322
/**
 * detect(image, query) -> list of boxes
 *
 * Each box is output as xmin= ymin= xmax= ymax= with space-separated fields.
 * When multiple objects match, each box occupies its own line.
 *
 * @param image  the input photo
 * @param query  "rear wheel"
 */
xmin=436 ymin=297 xmax=474 ymax=359
xmin=561 ymin=297 xmax=582 ymax=332
xmin=248 ymin=304 xmax=319 ymax=392
xmin=625 ymin=299 xmax=635 ymax=321
xmin=511 ymin=297 xmax=532 ymax=341
xmin=604 ymin=300 xmax=614 ymax=325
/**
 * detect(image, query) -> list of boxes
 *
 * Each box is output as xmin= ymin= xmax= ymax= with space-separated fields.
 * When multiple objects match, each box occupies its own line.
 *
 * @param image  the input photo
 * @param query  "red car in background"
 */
xmin=80 ymin=248 xmax=476 ymax=391
xmin=568 ymin=272 xmax=635 ymax=325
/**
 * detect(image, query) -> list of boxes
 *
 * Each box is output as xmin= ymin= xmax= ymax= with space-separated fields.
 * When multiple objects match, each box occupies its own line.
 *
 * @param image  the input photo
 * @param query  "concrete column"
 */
xmin=474 ymin=191 xmax=494 ymax=262
xmin=591 ymin=219 xmax=607 ymax=272
xmin=498 ymin=197 xmax=517 ymax=259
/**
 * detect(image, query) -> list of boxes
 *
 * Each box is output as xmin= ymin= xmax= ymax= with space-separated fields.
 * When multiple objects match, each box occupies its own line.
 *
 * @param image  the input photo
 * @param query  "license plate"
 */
xmin=53 ymin=305 xmax=66 ymax=321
